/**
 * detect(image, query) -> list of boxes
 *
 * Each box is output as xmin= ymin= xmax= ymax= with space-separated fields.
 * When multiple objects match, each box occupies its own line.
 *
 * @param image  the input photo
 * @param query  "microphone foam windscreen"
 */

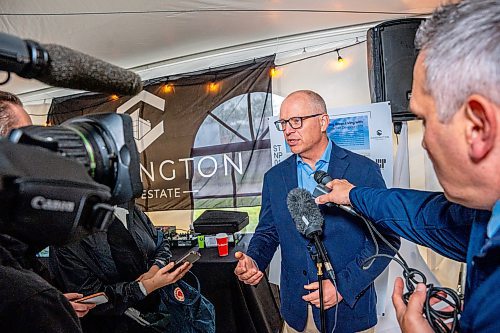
xmin=40 ymin=44 xmax=143 ymax=96
xmin=287 ymin=188 xmax=324 ymax=235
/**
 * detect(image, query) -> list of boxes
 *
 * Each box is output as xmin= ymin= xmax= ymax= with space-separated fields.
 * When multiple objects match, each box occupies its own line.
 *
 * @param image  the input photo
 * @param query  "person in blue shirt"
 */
xmin=316 ymin=1 xmax=500 ymax=332
xmin=234 ymin=90 xmax=400 ymax=333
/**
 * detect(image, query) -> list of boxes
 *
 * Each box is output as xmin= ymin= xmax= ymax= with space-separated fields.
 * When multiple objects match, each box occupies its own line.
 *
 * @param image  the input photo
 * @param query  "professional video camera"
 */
xmin=0 ymin=113 xmax=143 ymax=250
xmin=0 ymin=31 xmax=144 ymax=251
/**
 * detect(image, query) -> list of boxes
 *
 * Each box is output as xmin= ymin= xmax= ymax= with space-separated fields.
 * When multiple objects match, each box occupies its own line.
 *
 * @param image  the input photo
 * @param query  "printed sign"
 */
xmin=270 ymin=102 xmax=394 ymax=187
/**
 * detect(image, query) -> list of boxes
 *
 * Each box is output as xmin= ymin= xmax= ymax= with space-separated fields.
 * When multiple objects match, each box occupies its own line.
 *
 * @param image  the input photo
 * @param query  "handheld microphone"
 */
xmin=0 ymin=32 xmax=143 ymax=96
xmin=287 ymin=188 xmax=336 ymax=283
xmin=312 ymin=170 xmax=359 ymax=217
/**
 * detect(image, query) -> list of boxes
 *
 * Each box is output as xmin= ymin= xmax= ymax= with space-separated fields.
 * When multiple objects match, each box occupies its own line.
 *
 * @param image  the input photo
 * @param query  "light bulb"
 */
xmin=162 ymin=83 xmax=174 ymax=93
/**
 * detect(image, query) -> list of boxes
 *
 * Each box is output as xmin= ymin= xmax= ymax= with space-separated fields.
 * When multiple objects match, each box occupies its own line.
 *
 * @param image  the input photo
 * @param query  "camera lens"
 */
xmin=8 ymin=113 xmax=142 ymax=204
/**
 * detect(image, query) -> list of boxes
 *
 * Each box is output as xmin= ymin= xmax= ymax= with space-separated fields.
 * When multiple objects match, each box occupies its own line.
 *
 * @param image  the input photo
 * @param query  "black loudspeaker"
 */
xmin=367 ymin=18 xmax=424 ymax=128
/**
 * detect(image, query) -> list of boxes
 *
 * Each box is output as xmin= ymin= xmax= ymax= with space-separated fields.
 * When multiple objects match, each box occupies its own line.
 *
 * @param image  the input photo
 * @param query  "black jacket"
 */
xmin=51 ymin=205 xmax=172 ymax=332
xmin=0 ymin=234 xmax=82 ymax=333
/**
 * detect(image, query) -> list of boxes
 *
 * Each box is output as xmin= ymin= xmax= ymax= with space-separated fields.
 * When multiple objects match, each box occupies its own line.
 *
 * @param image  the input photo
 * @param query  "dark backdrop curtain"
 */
xmin=48 ymin=56 xmax=275 ymax=211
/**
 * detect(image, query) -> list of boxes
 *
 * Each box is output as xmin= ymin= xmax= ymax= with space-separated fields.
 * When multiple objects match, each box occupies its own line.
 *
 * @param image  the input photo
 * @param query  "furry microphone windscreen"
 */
xmin=287 ymin=188 xmax=324 ymax=236
xmin=40 ymin=44 xmax=143 ymax=96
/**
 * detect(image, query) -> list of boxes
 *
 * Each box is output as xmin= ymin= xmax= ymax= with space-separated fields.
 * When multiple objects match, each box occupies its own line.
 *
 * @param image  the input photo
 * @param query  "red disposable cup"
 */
xmin=216 ymin=233 xmax=229 ymax=257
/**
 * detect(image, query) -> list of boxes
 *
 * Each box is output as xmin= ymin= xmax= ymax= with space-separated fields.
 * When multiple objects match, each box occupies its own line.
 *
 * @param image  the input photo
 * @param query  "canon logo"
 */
xmin=31 ymin=196 xmax=75 ymax=212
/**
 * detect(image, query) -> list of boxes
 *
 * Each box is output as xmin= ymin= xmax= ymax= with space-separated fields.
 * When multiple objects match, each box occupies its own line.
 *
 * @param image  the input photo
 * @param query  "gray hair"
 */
xmin=415 ymin=0 xmax=500 ymax=122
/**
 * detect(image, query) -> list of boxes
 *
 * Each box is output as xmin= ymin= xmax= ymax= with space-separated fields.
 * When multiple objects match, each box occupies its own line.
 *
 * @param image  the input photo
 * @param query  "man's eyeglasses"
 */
xmin=274 ymin=113 xmax=323 ymax=131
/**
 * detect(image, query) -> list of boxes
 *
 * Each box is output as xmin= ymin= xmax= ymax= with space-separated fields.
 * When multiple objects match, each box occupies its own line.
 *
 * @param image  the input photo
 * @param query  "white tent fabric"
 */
xmin=1 ymin=0 xmax=441 ymax=100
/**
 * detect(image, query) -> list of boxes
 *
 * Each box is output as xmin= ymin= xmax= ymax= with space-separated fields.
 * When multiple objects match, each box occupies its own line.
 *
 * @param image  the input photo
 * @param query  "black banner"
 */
xmin=48 ymin=56 xmax=274 ymax=211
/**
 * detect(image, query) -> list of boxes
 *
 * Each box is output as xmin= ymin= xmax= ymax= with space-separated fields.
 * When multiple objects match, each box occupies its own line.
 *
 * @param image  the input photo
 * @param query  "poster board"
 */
xmin=269 ymin=102 xmax=393 ymax=187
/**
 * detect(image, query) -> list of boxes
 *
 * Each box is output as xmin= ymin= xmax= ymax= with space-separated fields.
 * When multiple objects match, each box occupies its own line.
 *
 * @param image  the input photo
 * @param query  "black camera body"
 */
xmin=0 ymin=113 xmax=143 ymax=249
xmin=9 ymin=113 xmax=142 ymax=204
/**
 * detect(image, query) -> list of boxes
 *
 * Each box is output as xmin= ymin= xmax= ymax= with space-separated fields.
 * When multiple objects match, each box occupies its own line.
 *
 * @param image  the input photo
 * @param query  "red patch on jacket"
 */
xmin=174 ymin=287 xmax=185 ymax=302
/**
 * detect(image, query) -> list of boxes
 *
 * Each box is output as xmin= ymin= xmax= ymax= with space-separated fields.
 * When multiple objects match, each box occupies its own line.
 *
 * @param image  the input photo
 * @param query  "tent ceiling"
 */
xmin=0 ymin=0 xmax=442 ymax=97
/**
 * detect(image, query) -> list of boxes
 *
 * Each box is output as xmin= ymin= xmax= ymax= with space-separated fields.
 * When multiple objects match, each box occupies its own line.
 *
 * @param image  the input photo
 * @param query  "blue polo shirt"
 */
xmin=296 ymin=140 xmax=332 ymax=193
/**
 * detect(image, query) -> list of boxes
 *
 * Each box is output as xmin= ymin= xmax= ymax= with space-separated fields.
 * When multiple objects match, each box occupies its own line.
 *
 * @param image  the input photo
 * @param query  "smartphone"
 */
xmin=75 ymin=292 xmax=109 ymax=305
xmin=168 ymin=250 xmax=201 ymax=272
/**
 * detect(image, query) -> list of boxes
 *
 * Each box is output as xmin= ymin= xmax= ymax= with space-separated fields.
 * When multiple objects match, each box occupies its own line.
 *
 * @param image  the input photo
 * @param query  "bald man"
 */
xmin=235 ymin=90 xmax=400 ymax=333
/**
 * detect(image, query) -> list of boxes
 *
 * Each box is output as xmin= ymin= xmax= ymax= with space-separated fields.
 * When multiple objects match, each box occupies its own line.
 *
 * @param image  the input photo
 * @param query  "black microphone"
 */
xmin=0 ymin=32 xmax=143 ymax=96
xmin=312 ymin=170 xmax=359 ymax=217
xmin=287 ymin=188 xmax=336 ymax=282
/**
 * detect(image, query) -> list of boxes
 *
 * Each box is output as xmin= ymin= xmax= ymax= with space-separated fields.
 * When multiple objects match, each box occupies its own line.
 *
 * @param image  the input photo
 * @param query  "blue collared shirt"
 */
xmin=487 ymin=200 xmax=500 ymax=238
xmin=296 ymin=140 xmax=332 ymax=193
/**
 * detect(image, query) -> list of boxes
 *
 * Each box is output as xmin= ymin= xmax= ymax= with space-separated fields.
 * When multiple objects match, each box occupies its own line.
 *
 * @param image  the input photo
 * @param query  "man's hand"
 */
xmin=234 ymin=251 xmax=263 ymax=285
xmin=136 ymin=264 xmax=160 ymax=282
xmin=64 ymin=293 xmax=96 ymax=318
xmin=392 ymin=277 xmax=434 ymax=333
xmin=142 ymin=261 xmax=192 ymax=294
xmin=302 ymin=280 xmax=343 ymax=310
xmin=315 ymin=179 xmax=355 ymax=206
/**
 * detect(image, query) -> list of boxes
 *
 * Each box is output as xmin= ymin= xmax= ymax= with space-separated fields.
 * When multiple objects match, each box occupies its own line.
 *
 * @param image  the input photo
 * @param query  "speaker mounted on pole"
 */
xmin=367 ymin=18 xmax=424 ymax=134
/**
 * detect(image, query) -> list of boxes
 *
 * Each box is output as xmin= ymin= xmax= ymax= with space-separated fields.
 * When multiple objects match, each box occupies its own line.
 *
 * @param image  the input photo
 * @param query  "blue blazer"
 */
xmin=350 ymin=187 xmax=496 ymax=333
xmin=247 ymin=143 xmax=400 ymax=332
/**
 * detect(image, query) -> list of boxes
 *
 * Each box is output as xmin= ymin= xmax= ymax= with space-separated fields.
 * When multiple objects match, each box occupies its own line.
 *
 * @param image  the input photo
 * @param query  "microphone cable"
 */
xmin=312 ymin=171 xmax=461 ymax=332
xmin=354 ymin=211 xmax=462 ymax=333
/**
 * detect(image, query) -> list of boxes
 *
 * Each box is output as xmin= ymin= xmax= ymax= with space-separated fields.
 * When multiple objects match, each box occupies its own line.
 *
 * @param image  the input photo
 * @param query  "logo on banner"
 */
xmin=117 ymin=90 xmax=166 ymax=153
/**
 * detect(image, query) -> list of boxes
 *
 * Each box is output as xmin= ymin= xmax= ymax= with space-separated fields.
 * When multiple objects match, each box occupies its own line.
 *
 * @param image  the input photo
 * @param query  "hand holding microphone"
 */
xmin=315 ymin=178 xmax=355 ymax=206
xmin=234 ymin=251 xmax=263 ymax=285
xmin=312 ymin=171 xmax=358 ymax=216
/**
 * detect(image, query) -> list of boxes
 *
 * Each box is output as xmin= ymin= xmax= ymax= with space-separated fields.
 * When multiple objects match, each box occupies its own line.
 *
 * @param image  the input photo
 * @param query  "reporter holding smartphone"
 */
xmin=65 ymin=293 xmax=97 ymax=317
xmin=51 ymin=202 xmax=192 ymax=333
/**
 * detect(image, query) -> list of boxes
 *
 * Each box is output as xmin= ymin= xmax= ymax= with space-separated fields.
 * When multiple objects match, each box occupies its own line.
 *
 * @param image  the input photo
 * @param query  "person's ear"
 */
xmin=465 ymin=95 xmax=497 ymax=163
xmin=320 ymin=115 xmax=329 ymax=132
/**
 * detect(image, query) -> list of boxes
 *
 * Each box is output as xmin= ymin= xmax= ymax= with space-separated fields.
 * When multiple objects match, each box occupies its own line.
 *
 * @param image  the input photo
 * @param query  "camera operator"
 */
xmin=0 ymin=90 xmax=94 ymax=332
xmin=0 ymin=90 xmax=32 ymax=136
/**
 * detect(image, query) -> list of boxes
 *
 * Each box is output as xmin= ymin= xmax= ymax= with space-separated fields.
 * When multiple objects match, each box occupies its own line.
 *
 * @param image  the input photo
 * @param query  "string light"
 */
xmin=269 ymin=67 xmax=282 ymax=78
xmin=336 ymin=49 xmax=344 ymax=64
xmin=162 ymin=83 xmax=175 ymax=93
xmin=207 ymin=81 xmax=220 ymax=93
xmin=24 ymin=39 xmax=366 ymax=107
xmin=276 ymin=37 xmax=364 ymax=67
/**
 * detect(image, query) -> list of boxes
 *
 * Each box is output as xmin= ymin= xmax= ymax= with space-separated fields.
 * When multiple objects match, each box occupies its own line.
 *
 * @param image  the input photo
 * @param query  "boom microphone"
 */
xmin=0 ymin=32 xmax=143 ymax=96
xmin=287 ymin=188 xmax=336 ymax=282
xmin=312 ymin=170 xmax=359 ymax=217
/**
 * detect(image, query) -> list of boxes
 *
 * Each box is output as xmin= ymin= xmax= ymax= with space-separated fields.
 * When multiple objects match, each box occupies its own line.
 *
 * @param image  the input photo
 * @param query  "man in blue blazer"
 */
xmin=234 ymin=90 xmax=400 ymax=333
xmin=316 ymin=1 xmax=500 ymax=332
